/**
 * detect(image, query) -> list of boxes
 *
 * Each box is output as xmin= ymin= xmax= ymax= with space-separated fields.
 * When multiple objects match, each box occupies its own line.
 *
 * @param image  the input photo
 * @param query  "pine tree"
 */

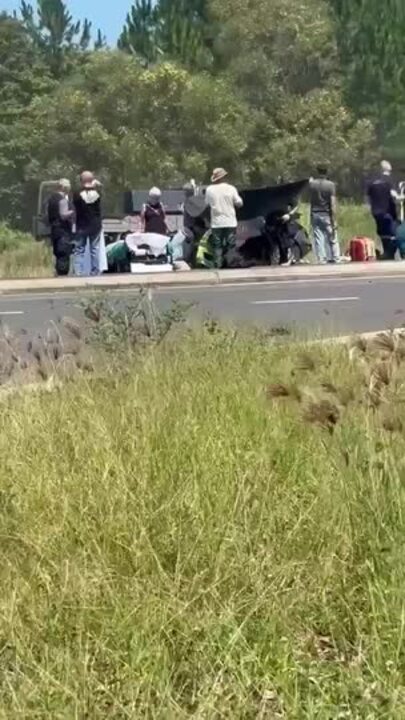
xmin=118 ymin=0 xmax=211 ymax=69
xmin=20 ymin=0 xmax=104 ymax=76
xmin=329 ymin=0 xmax=405 ymax=135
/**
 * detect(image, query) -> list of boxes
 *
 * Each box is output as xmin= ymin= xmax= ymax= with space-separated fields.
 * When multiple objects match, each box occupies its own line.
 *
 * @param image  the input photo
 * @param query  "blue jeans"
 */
xmin=311 ymin=214 xmax=340 ymax=263
xmin=73 ymin=231 xmax=101 ymax=276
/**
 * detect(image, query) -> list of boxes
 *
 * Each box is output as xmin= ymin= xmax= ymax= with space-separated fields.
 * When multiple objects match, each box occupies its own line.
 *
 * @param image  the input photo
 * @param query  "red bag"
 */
xmin=349 ymin=237 xmax=376 ymax=262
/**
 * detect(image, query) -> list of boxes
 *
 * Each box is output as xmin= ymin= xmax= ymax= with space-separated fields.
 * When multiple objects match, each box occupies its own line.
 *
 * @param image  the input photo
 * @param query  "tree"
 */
xmin=20 ymin=0 xmax=105 ymax=77
xmin=210 ymin=0 xmax=377 ymax=190
xmin=23 ymin=52 xmax=252 ymax=205
xmin=0 ymin=13 xmax=53 ymax=224
xmin=118 ymin=0 xmax=212 ymax=69
xmin=328 ymin=0 xmax=405 ymax=141
xmin=118 ymin=0 xmax=159 ymax=65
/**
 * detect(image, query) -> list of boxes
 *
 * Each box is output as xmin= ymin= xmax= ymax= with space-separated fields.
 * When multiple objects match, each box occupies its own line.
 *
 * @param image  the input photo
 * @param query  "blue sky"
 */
xmin=2 ymin=0 xmax=130 ymax=42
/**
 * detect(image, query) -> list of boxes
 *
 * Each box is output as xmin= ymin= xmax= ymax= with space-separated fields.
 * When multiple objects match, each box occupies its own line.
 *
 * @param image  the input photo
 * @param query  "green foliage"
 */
xmin=0 ymin=223 xmax=52 ymax=277
xmin=118 ymin=0 xmax=159 ymax=65
xmin=0 ymin=0 xmax=398 ymax=228
xmin=0 ymin=222 xmax=33 ymax=253
xmin=329 ymin=0 xmax=405 ymax=138
xmin=20 ymin=0 xmax=105 ymax=76
xmin=23 ymin=53 xmax=252 ymax=196
xmin=82 ymin=290 xmax=191 ymax=354
xmin=0 ymin=14 xmax=53 ymax=225
xmin=119 ymin=0 xmax=212 ymax=69
xmin=211 ymin=0 xmax=377 ymax=188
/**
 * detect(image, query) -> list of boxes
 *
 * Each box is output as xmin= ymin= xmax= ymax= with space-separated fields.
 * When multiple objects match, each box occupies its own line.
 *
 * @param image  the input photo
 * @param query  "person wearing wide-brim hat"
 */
xmin=205 ymin=168 xmax=243 ymax=269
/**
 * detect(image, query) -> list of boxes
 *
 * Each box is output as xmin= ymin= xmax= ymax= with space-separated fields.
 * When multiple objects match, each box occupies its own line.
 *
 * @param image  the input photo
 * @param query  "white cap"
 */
xmin=381 ymin=160 xmax=392 ymax=174
xmin=59 ymin=178 xmax=71 ymax=190
xmin=149 ymin=186 xmax=161 ymax=197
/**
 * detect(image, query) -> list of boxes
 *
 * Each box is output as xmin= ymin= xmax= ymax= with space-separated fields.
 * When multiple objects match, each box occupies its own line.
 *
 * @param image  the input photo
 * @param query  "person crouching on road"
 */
xmin=73 ymin=171 xmax=103 ymax=276
xmin=205 ymin=168 xmax=243 ymax=269
xmin=141 ymin=187 xmax=168 ymax=235
xmin=47 ymin=178 xmax=74 ymax=276
xmin=309 ymin=165 xmax=340 ymax=264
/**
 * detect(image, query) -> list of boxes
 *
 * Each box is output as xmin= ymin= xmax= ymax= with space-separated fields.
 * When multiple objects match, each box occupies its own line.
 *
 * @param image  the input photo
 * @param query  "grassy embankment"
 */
xmin=0 ymin=223 xmax=53 ymax=278
xmin=0 ymin=205 xmax=375 ymax=279
xmin=1 ymin=323 xmax=405 ymax=717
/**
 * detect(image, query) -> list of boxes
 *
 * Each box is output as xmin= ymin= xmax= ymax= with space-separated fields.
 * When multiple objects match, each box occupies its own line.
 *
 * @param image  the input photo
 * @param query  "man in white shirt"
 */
xmin=205 ymin=168 xmax=243 ymax=268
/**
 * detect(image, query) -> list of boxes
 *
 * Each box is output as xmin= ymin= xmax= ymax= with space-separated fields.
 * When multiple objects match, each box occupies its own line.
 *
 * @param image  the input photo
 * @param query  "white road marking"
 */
xmin=0 ymin=310 xmax=24 ymax=315
xmin=154 ymin=276 xmax=405 ymax=292
xmin=251 ymin=296 xmax=359 ymax=306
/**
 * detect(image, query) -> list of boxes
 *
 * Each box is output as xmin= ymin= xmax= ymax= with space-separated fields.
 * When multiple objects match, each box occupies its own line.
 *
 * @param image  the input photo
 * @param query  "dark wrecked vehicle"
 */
xmin=103 ymin=180 xmax=312 ymax=272
xmin=183 ymin=179 xmax=311 ymax=268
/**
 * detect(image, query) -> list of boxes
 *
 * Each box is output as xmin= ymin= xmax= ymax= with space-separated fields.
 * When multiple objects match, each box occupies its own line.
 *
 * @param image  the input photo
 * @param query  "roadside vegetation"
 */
xmin=0 ymin=303 xmax=405 ymax=716
xmin=0 ymin=223 xmax=52 ymax=278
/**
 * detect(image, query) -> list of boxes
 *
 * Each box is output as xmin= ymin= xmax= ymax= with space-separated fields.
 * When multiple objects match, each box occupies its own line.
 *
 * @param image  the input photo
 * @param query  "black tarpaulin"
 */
xmin=183 ymin=179 xmax=309 ymax=223
xmin=238 ymin=180 xmax=309 ymax=220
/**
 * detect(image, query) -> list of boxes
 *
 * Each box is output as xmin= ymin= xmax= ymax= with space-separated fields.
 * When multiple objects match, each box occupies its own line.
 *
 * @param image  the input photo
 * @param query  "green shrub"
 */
xmin=0 ymin=222 xmax=34 ymax=253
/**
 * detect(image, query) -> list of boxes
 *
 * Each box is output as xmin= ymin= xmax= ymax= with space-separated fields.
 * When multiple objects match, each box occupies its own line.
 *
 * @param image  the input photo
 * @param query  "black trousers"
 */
xmin=51 ymin=229 xmax=72 ymax=276
xmin=373 ymin=213 xmax=397 ymax=260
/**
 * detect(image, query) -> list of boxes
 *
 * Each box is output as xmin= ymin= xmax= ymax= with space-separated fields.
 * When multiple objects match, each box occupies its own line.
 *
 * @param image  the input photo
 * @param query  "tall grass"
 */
xmin=0 ymin=328 xmax=405 ymax=716
xmin=0 ymin=223 xmax=52 ymax=278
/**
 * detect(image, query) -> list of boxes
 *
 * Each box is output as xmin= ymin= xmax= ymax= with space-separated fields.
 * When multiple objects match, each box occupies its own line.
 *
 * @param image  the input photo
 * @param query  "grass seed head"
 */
xmin=303 ymin=398 xmax=340 ymax=431
xmin=84 ymin=304 xmax=102 ymax=323
xmin=46 ymin=327 xmax=60 ymax=346
xmin=367 ymin=382 xmax=384 ymax=409
xmin=350 ymin=335 xmax=368 ymax=355
xmin=321 ymin=381 xmax=338 ymax=395
xmin=370 ymin=361 xmax=392 ymax=387
xmin=382 ymin=413 xmax=403 ymax=433
xmin=49 ymin=343 xmax=62 ymax=361
xmin=372 ymin=331 xmax=397 ymax=354
xmin=266 ymin=383 xmax=292 ymax=399
xmin=30 ymin=337 xmax=44 ymax=362
xmin=63 ymin=317 xmax=82 ymax=340
xmin=37 ymin=356 xmax=52 ymax=381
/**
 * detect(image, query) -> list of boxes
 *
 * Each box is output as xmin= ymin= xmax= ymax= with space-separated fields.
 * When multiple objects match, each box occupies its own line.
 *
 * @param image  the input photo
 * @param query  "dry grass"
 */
xmin=0 ymin=242 xmax=53 ymax=278
xmin=0 ymin=326 xmax=404 ymax=716
xmin=0 ymin=223 xmax=53 ymax=278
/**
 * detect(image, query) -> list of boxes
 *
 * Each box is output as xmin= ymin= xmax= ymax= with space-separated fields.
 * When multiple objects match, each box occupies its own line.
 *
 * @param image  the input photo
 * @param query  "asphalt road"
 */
xmin=0 ymin=275 xmax=404 ymax=339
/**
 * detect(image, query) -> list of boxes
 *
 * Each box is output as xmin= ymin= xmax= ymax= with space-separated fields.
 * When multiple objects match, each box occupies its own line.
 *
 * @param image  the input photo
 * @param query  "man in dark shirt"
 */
xmin=309 ymin=165 xmax=340 ymax=263
xmin=367 ymin=161 xmax=398 ymax=260
xmin=73 ymin=171 xmax=103 ymax=276
xmin=47 ymin=178 xmax=74 ymax=276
